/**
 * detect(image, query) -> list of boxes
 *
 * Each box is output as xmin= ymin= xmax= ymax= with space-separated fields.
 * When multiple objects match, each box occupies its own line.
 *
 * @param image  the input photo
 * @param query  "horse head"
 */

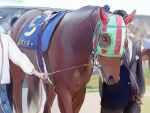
xmin=93 ymin=8 xmax=136 ymax=85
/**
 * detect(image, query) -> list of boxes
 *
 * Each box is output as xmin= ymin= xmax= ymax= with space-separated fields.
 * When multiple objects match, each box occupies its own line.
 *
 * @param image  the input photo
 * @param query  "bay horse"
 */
xmin=141 ymin=48 xmax=150 ymax=68
xmin=10 ymin=6 xmax=135 ymax=113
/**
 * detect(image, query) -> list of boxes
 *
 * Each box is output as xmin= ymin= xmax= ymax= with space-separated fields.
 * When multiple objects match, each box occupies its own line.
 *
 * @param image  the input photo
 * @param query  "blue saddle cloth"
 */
xmin=17 ymin=11 xmax=66 ymax=52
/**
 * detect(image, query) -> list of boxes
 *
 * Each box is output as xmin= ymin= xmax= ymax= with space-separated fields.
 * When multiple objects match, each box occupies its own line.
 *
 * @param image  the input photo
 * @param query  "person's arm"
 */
xmin=7 ymin=34 xmax=47 ymax=79
xmin=133 ymin=42 xmax=145 ymax=104
xmin=136 ymin=47 xmax=145 ymax=94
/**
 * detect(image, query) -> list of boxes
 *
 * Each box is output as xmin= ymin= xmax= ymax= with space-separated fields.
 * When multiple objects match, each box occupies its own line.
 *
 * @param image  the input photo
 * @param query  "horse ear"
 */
xmin=99 ymin=7 xmax=109 ymax=24
xmin=124 ymin=10 xmax=136 ymax=25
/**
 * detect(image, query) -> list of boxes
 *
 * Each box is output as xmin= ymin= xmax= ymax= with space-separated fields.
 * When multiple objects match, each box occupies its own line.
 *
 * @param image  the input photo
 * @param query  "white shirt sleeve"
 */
xmin=7 ymin=35 xmax=34 ymax=75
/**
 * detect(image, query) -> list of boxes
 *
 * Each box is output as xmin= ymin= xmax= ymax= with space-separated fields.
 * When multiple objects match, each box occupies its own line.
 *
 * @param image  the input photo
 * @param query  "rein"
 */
xmin=46 ymin=62 xmax=97 ymax=77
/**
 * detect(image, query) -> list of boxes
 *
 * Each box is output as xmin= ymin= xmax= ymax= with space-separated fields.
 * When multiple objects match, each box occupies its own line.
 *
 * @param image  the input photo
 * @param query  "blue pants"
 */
xmin=0 ymin=85 xmax=12 ymax=113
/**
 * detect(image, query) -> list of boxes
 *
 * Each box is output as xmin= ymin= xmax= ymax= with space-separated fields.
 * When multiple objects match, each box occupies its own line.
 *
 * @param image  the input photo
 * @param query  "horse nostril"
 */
xmin=108 ymin=76 xmax=114 ymax=84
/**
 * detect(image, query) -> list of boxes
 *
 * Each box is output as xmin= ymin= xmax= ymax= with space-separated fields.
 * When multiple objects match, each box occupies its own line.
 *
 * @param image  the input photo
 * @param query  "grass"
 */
xmin=143 ymin=63 xmax=150 ymax=79
xmin=86 ymin=64 xmax=150 ymax=113
xmin=86 ymin=76 xmax=99 ymax=92
xmin=142 ymin=85 xmax=150 ymax=113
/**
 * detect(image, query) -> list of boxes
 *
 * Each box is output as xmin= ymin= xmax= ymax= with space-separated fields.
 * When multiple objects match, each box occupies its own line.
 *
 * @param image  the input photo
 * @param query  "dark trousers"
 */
xmin=101 ymin=107 xmax=123 ymax=113
xmin=101 ymin=101 xmax=141 ymax=113
xmin=0 ymin=84 xmax=12 ymax=113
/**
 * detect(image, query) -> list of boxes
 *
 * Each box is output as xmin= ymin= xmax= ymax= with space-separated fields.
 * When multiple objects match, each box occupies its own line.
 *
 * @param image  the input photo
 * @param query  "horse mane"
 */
xmin=113 ymin=10 xmax=128 ymax=18
xmin=78 ymin=5 xmax=99 ymax=10
xmin=10 ymin=16 xmax=19 ymax=26
xmin=75 ymin=5 xmax=99 ymax=17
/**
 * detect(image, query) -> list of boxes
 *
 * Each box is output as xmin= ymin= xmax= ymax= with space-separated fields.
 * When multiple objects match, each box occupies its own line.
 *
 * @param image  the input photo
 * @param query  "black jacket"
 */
xmin=101 ymin=37 xmax=145 ymax=109
xmin=125 ymin=37 xmax=145 ymax=96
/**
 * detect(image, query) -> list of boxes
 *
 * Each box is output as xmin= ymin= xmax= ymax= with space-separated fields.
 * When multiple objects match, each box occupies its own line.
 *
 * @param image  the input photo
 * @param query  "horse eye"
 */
xmin=99 ymin=33 xmax=111 ymax=47
xmin=102 ymin=36 xmax=107 ymax=42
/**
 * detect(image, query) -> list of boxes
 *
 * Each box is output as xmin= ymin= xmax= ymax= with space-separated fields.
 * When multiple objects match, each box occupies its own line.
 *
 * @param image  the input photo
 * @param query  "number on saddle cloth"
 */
xmin=17 ymin=11 xmax=66 ymax=52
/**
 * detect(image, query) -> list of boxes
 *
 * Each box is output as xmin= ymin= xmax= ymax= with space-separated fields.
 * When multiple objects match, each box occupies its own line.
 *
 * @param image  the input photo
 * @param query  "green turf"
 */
xmin=141 ymin=94 xmax=150 ymax=113
xmin=86 ymin=76 xmax=99 ymax=92
xmin=143 ymin=63 xmax=150 ymax=78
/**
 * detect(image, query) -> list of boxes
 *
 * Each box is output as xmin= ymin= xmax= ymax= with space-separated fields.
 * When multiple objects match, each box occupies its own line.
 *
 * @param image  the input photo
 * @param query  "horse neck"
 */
xmin=69 ymin=6 xmax=99 ymax=57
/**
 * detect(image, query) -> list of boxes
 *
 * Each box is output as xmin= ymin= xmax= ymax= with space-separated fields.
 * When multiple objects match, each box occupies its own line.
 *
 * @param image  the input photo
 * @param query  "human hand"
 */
xmin=133 ymin=94 xmax=144 ymax=104
xmin=37 ymin=72 xmax=48 ymax=80
xmin=37 ymin=73 xmax=53 ymax=85
xmin=31 ymin=69 xmax=48 ymax=80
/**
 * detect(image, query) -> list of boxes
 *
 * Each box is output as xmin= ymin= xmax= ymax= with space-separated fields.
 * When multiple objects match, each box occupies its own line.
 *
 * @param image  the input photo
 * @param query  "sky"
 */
xmin=0 ymin=0 xmax=150 ymax=15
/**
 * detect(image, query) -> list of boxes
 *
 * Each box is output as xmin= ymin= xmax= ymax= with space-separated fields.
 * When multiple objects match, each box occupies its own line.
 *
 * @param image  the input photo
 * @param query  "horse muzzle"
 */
xmin=106 ymin=75 xmax=120 ymax=85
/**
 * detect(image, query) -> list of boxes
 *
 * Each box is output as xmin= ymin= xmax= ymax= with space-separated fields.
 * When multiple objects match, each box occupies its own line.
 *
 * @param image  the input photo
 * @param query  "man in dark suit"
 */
xmin=100 ymin=9 xmax=145 ymax=113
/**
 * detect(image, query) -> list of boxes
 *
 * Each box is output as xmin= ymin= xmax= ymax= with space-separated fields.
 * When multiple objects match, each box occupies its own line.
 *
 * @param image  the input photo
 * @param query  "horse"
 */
xmin=10 ymin=6 xmax=135 ymax=113
xmin=141 ymin=48 xmax=150 ymax=68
